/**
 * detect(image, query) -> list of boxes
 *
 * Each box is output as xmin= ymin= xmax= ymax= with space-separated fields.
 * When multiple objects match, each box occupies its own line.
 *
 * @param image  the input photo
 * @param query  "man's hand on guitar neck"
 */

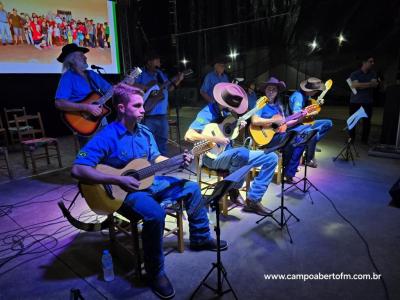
xmin=182 ymin=150 xmax=194 ymax=167
xmin=117 ymin=175 xmax=140 ymax=192
xmin=85 ymin=103 xmax=103 ymax=117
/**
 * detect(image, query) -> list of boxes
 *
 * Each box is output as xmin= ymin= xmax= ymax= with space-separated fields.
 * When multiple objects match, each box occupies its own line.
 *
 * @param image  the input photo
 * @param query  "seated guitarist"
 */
xmin=184 ymin=82 xmax=278 ymax=216
xmin=54 ymin=43 xmax=112 ymax=146
xmin=71 ymin=83 xmax=225 ymax=300
xmin=251 ymin=77 xmax=308 ymax=183
xmin=134 ymin=51 xmax=184 ymax=156
xmin=289 ymin=77 xmax=333 ymax=168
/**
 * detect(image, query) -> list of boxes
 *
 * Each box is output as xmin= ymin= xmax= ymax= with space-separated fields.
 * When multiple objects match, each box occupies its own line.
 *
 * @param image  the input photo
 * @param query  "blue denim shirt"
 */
xmin=200 ymin=71 xmax=229 ymax=102
xmin=0 ymin=10 xmax=8 ymax=23
xmin=136 ymin=68 xmax=169 ymax=115
xmin=289 ymin=90 xmax=308 ymax=114
xmin=55 ymin=70 xmax=112 ymax=102
xmin=74 ymin=121 xmax=160 ymax=168
xmin=255 ymin=103 xmax=283 ymax=119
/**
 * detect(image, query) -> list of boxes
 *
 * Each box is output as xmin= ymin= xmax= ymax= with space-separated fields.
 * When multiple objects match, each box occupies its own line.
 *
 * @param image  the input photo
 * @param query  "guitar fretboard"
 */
xmin=134 ymin=155 xmax=183 ymax=180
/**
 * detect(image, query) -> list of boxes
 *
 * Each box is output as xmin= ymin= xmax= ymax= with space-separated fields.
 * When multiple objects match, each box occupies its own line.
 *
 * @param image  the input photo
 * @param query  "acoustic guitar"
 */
xmin=143 ymin=69 xmax=193 ymax=113
xmin=303 ymin=79 xmax=333 ymax=124
xmin=79 ymin=140 xmax=214 ymax=215
xmin=249 ymin=104 xmax=319 ymax=146
xmin=202 ymin=96 xmax=269 ymax=159
xmin=62 ymin=67 xmax=142 ymax=136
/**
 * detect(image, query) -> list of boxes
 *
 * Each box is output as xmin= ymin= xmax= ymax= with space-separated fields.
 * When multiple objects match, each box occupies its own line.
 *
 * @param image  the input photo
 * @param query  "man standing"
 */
xmin=135 ymin=52 xmax=183 ymax=155
xmin=289 ymin=77 xmax=333 ymax=167
xmin=9 ymin=8 xmax=23 ymax=45
xmin=72 ymin=83 xmax=226 ymax=299
xmin=0 ymin=2 xmax=12 ymax=45
xmin=349 ymin=56 xmax=378 ymax=144
xmin=200 ymin=56 xmax=230 ymax=103
xmin=54 ymin=43 xmax=112 ymax=146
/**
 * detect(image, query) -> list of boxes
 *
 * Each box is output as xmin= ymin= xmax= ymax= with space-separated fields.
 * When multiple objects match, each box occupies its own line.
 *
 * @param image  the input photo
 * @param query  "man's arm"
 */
xmin=251 ymin=115 xmax=283 ymax=127
xmin=72 ymin=164 xmax=140 ymax=191
xmin=351 ymin=80 xmax=378 ymax=89
xmin=55 ymin=99 xmax=103 ymax=116
xmin=200 ymin=90 xmax=212 ymax=103
xmin=184 ymin=128 xmax=229 ymax=145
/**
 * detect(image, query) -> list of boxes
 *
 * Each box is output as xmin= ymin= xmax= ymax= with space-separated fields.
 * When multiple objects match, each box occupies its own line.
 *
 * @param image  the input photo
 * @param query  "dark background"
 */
xmin=1 ymin=0 xmax=399 ymax=137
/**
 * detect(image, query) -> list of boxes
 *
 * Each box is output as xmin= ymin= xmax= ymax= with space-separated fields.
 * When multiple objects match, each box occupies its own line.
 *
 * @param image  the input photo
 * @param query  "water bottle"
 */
xmin=101 ymin=250 xmax=115 ymax=282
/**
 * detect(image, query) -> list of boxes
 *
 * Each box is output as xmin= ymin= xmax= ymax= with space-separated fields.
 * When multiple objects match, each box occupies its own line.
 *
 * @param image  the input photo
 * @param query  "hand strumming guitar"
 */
xmin=182 ymin=150 xmax=194 ymax=167
xmin=118 ymin=175 xmax=140 ymax=192
xmin=85 ymin=103 xmax=103 ymax=117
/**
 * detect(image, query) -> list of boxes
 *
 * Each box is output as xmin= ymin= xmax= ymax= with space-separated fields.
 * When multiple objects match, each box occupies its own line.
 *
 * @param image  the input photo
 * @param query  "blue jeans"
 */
xmin=203 ymin=147 xmax=278 ymax=202
xmin=306 ymin=119 xmax=333 ymax=161
xmin=118 ymin=176 xmax=210 ymax=278
xmin=0 ymin=22 xmax=12 ymax=44
xmin=143 ymin=115 xmax=169 ymax=156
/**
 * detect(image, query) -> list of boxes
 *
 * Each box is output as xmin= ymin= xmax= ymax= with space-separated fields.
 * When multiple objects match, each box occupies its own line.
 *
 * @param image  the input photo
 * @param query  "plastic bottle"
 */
xmin=101 ymin=250 xmax=115 ymax=282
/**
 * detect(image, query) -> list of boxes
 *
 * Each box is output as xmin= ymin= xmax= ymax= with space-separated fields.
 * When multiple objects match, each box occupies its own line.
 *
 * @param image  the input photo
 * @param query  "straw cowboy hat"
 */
xmin=213 ymin=82 xmax=248 ymax=114
xmin=300 ymin=77 xmax=325 ymax=92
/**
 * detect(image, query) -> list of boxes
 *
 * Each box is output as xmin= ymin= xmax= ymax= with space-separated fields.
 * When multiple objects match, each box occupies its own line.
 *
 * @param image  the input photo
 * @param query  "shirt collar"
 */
xmin=113 ymin=121 xmax=140 ymax=136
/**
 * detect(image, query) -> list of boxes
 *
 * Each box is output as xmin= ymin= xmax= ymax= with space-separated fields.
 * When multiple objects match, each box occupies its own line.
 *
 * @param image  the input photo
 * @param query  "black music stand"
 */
xmin=255 ymin=131 xmax=299 ymax=243
xmin=283 ymin=129 xmax=319 ymax=201
xmin=190 ymin=164 xmax=253 ymax=300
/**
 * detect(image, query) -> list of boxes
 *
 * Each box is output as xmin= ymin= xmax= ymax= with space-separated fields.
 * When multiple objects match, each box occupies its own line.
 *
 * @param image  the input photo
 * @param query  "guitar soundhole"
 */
xmin=224 ymin=125 xmax=232 ymax=135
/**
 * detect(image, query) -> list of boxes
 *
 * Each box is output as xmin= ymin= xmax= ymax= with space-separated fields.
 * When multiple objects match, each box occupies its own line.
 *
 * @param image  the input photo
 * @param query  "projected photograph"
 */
xmin=0 ymin=0 xmax=120 ymax=74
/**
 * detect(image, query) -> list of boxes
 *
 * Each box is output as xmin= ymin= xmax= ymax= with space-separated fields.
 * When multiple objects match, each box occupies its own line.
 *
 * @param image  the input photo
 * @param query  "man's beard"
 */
xmin=76 ymin=61 xmax=88 ymax=71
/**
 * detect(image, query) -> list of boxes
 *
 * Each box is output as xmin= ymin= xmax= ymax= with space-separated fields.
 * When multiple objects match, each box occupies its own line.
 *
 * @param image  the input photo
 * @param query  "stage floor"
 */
xmin=0 ymin=106 xmax=399 ymax=300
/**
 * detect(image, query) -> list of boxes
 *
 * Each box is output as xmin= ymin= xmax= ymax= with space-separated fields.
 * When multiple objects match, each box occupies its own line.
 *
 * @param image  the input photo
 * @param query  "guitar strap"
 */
xmin=86 ymin=70 xmax=104 ymax=96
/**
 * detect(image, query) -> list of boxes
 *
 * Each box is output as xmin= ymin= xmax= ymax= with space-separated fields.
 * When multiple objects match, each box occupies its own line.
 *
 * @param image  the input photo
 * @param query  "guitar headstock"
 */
xmin=191 ymin=140 xmax=215 ymax=156
xmin=122 ymin=67 xmax=142 ymax=85
xmin=255 ymin=96 xmax=269 ymax=109
xmin=182 ymin=68 xmax=194 ymax=77
xmin=324 ymin=79 xmax=333 ymax=91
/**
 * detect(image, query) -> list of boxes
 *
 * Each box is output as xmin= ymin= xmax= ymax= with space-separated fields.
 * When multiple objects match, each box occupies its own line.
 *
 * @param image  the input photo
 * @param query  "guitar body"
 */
xmin=249 ymin=125 xmax=277 ymax=146
xmin=303 ymin=98 xmax=321 ymax=124
xmin=62 ymin=92 xmax=111 ymax=136
xmin=202 ymin=122 xmax=231 ymax=159
xmin=80 ymin=158 xmax=153 ymax=215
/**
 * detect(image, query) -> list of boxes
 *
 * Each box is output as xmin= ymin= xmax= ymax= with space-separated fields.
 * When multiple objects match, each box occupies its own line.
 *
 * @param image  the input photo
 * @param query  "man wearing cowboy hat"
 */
xmin=185 ymin=82 xmax=278 ymax=216
xmin=200 ymin=56 xmax=230 ymax=103
xmin=252 ymin=77 xmax=308 ymax=183
xmin=54 ymin=43 xmax=112 ymax=146
xmin=289 ymin=77 xmax=333 ymax=168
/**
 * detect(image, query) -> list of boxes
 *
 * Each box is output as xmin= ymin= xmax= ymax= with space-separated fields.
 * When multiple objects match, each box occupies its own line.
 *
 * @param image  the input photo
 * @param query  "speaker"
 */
xmin=389 ymin=177 xmax=400 ymax=208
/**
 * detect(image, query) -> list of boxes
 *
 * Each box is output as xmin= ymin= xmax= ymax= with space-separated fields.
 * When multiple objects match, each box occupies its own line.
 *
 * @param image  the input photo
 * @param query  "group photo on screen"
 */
xmin=0 ymin=0 xmax=119 ymax=73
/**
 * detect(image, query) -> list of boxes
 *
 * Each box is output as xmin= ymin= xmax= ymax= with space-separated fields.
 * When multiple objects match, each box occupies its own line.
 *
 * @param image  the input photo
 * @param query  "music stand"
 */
xmin=255 ymin=131 xmax=299 ymax=243
xmin=284 ymin=129 xmax=319 ymax=199
xmin=333 ymin=106 xmax=368 ymax=165
xmin=190 ymin=164 xmax=253 ymax=300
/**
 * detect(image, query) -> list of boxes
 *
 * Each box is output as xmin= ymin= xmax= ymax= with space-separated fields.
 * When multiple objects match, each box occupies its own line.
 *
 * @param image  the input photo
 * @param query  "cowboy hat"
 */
xmin=57 ymin=43 xmax=89 ymax=63
xmin=259 ymin=76 xmax=286 ymax=92
xmin=300 ymin=77 xmax=325 ymax=92
xmin=213 ymin=83 xmax=248 ymax=114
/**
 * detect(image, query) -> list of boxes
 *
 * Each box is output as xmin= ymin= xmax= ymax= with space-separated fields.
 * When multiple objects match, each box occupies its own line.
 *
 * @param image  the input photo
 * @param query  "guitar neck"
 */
xmin=134 ymin=155 xmax=183 ymax=180
xmin=96 ymin=89 xmax=114 ymax=106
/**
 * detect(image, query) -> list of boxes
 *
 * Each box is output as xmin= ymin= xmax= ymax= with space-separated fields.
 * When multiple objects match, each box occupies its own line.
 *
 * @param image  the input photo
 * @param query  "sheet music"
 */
xmin=346 ymin=78 xmax=357 ymax=95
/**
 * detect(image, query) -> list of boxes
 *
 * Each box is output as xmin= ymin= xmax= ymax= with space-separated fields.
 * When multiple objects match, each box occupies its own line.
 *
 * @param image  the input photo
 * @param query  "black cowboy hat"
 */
xmin=57 ymin=43 xmax=89 ymax=63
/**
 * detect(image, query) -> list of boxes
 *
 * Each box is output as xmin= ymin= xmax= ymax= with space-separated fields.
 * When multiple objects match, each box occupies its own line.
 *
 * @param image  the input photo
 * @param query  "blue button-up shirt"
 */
xmin=289 ymin=90 xmax=308 ymax=114
xmin=74 ymin=122 xmax=160 ymax=168
xmin=200 ymin=71 xmax=229 ymax=102
xmin=55 ymin=70 xmax=112 ymax=102
xmin=248 ymin=91 xmax=258 ymax=110
xmin=0 ymin=10 xmax=8 ymax=23
xmin=189 ymin=103 xmax=233 ymax=151
xmin=255 ymin=103 xmax=283 ymax=119
xmin=136 ymin=68 xmax=169 ymax=115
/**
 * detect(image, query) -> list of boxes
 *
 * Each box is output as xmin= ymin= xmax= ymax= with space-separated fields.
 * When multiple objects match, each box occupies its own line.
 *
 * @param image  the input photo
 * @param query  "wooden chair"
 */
xmin=108 ymin=198 xmax=185 ymax=278
xmin=0 ymin=115 xmax=8 ymax=148
xmin=3 ymin=107 xmax=30 ymax=145
xmin=0 ymin=147 xmax=13 ymax=179
xmin=14 ymin=112 xmax=62 ymax=174
xmin=195 ymin=154 xmax=241 ymax=216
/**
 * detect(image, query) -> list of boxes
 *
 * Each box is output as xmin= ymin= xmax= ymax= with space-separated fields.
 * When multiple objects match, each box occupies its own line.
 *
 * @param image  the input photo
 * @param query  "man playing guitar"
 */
xmin=71 ymin=83 xmax=226 ymax=299
xmin=185 ymin=82 xmax=278 ymax=216
xmin=251 ymin=77 xmax=309 ymax=183
xmin=54 ymin=43 xmax=112 ymax=147
xmin=134 ymin=51 xmax=184 ymax=155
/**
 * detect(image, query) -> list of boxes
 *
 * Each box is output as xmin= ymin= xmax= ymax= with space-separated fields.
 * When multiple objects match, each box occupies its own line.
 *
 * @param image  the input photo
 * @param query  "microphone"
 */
xmin=91 ymin=64 xmax=104 ymax=70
